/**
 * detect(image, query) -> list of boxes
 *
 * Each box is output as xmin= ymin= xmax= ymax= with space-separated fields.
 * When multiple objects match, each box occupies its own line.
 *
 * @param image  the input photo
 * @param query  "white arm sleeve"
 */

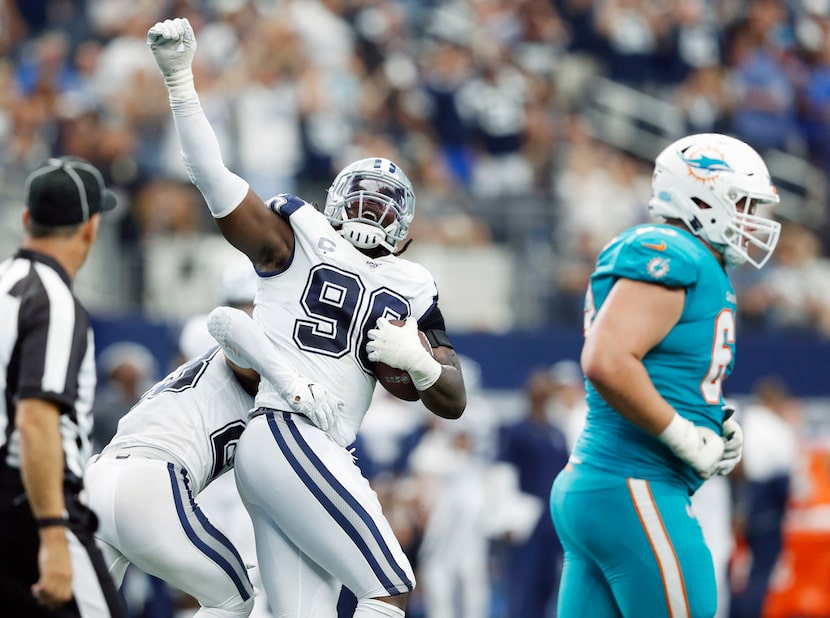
xmin=206 ymin=306 xmax=301 ymax=393
xmin=169 ymin=98 xmax=249 ymax=219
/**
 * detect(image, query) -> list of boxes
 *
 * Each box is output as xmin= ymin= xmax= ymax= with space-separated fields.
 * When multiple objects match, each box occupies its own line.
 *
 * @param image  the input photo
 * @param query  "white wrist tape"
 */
xmin=169 ymin=89 xmax=248 ymax=219
xmin=657 ymin=412 xmax=692 ymax=451
xmin=409 ymin=355 xmax=442 ymax=392
xmin=164 ymin=69 xmax=198 ymax=104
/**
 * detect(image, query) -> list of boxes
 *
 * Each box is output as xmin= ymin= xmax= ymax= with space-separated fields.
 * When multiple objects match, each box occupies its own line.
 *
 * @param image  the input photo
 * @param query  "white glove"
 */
xmin=658 ymin=412 xmax=725 ymax=479
xmin=147 ymin=17 xmax=198 ymax=100
xmin=282 ymin=379 xmax=343 ymax=435
xmin=716 ymin=404 xmax=743 ymax=476
xmin=207 ymin=307 xmax=345 ymax=433
xmin=366 ymin=317 xmax=441 ymax=391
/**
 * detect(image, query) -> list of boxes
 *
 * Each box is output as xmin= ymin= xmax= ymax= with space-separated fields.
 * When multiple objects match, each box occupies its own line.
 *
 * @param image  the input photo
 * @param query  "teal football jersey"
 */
xmin=573 ymin=224 xmax=736 ymax=493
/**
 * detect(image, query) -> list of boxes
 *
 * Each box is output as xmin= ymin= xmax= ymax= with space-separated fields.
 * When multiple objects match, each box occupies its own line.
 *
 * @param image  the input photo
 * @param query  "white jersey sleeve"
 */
xmin=101 ymin=346 xmax=254 ymax=494
xmin=254 ymin=194 xmax=440 ymax=437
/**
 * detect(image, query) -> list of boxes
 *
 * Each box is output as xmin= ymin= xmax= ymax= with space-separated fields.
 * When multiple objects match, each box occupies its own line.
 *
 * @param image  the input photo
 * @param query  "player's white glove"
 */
xmin=281 ymin=379 xmax=343 ymax=434
xmin=207 ymin=307 xmax=345 ymax=434
xmin=658 ymin=412 xmax=725 ymax=479
xmin=366 ymin=316 xmax=441 ymax=391
xmin=716 ymin=403 xmax=743 ymax=476
xmin=147 ymin=17 xmax=198 ymax=100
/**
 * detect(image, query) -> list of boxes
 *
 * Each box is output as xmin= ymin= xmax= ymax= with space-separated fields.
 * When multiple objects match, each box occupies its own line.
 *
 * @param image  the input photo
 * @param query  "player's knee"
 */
xmin=353 ymin=596 xmax=408 ymax=617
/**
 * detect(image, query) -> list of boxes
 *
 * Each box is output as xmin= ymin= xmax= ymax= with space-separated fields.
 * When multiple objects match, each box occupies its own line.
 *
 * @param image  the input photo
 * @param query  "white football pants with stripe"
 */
xmin=84 ymin=455 xmax=255 ymax=617
xmin=234 ymin=411 xmax=414 ymax=617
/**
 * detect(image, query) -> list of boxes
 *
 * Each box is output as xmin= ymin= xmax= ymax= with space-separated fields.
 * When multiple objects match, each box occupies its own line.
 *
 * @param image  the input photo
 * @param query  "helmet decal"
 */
xmin=679 ymin=147 xmax=733 ymax=183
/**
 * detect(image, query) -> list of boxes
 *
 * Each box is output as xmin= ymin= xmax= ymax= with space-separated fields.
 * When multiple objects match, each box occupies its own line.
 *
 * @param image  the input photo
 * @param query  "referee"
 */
xmin=0 ymin=157 xmax=126 ymax=617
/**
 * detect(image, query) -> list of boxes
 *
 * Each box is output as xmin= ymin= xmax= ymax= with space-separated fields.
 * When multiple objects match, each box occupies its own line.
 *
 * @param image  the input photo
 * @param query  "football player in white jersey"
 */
xmin=84 ymin=296 xmax=343 ymax=616
xmin=148 ymin=17 xmax=467 ymax=618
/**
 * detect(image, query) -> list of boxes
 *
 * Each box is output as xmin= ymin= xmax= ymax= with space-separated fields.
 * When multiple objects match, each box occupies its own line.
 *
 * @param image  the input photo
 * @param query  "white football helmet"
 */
xmin=324 ymin=157 xmax=416 ymax=253
xmin=648 ymin=133 xmax=781 ymax=268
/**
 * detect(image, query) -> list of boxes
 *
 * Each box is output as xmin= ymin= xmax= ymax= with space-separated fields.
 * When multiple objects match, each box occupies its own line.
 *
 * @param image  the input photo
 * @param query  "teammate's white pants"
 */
xmin=84 ymin=454 xmax=254 ymax=617
xmin=235 ymin=411 xmax=415 ymax=618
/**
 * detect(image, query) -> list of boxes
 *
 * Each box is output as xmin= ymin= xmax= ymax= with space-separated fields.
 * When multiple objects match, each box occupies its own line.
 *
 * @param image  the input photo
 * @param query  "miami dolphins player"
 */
xmin=148 ymin=17 xmax=466 ymax=618
xmin=550 ymin=133 xmax=781 ymax=617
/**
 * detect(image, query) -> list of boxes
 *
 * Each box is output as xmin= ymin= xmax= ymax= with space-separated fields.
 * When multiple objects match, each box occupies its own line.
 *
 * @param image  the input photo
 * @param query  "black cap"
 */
xmin=24 ymin=156 xmax=117 ymax=226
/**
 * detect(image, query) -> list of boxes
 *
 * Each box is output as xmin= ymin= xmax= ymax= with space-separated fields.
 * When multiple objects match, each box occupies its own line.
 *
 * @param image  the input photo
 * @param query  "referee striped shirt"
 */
xmin=0 ymin=248 xmax=96 ymax=490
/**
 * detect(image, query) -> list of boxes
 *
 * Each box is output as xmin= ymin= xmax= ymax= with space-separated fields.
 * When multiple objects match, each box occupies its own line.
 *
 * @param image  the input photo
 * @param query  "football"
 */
xmin=372 ymin=319 xmax=433 ymax=402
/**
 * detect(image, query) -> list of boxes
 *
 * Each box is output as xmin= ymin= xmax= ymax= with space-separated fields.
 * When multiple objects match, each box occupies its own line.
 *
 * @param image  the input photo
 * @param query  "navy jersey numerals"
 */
xmin=294 ymin=265 xmax=409 ymax=371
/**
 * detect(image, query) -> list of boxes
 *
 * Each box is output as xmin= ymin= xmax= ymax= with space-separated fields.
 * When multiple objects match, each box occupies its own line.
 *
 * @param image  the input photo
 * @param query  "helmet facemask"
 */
xmin=719 ymin=195 xmax=781 ymax=268
xmin=325 ymin=158 xmax=415 ymax=254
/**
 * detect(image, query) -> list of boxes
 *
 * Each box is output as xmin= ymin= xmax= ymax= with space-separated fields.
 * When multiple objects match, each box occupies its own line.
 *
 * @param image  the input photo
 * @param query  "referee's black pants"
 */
xmin=0 ymin=480 xmax=126 ymax=618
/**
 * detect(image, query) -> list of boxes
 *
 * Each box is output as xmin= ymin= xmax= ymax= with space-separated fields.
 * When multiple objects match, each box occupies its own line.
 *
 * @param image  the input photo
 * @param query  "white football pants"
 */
xmin=234 ymin=411 xmax=415 ymax=618
xmin=84 ymin=455 xmax=255 ymax=617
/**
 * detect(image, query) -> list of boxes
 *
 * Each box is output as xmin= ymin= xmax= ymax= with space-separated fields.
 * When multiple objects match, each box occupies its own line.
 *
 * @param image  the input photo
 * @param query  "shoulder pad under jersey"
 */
xmin=601 ymin=225 xmax=707 ymax=288
xmin=266 ymin=193 xmax=310 ymax=217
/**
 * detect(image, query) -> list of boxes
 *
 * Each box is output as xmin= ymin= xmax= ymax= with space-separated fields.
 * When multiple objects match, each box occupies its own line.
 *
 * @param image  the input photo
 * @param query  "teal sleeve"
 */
xmin=605 ymin=230 xmax=701 ymax=288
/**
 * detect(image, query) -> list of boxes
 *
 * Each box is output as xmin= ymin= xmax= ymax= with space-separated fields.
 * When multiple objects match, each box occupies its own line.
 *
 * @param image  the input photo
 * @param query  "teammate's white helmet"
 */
xmin=648 ymin=133 xmax=781 ymax=268
xmin=324 ymin=157 xmax=415 ymax=253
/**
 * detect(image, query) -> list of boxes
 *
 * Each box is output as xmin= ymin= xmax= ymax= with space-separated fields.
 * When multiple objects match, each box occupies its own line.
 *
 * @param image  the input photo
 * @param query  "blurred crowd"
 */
xmin=1 ymin=0 xmax=830 ymax=334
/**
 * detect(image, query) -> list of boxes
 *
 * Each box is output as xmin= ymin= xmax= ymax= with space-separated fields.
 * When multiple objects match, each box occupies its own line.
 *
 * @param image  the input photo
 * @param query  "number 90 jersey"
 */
xmin=576 ymin=224 xmax=736 ymax=493
xmin=254 ymin=194 xmax=440 ymax=437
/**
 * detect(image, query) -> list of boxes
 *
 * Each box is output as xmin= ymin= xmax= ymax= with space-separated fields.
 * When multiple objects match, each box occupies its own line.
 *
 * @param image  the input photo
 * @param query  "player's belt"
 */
xmin=251 ymin=406 xmax=301 ymax=420
xmin=96 ymin=444 xmax=180 ymax=462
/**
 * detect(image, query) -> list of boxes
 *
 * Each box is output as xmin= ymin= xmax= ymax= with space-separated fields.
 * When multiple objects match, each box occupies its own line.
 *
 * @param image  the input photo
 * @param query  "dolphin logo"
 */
xmin=679 ymin=152 xmax=732 ymax=173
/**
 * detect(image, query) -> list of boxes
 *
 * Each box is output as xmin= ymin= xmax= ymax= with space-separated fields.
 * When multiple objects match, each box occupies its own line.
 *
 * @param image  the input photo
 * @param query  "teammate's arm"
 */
xmin=16 ymin=398 xmax=73 ymax=609
xmin=206 ymin=307 xmax=354 ymax=444
xmin=147 ymin=17 xmax=292 ymax=272
xmin=582 ymin=278 xmax=724 ymax=478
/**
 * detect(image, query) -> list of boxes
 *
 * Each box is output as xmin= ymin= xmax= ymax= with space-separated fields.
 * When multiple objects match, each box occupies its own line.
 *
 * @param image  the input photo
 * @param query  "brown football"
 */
xmin=372 ymin=319 xmax=433 ymax=401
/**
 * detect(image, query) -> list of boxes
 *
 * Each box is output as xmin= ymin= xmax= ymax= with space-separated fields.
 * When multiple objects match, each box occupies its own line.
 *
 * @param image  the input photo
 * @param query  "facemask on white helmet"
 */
xmin=648 ymin=133 xmax=781 ymax=268
xmin=324 ymin=157 xmax=416 ymax=254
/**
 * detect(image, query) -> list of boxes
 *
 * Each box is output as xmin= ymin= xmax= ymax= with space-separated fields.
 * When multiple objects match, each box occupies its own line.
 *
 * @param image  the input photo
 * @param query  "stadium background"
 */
xmin=2 ymin=0 xmax=830 ymax=616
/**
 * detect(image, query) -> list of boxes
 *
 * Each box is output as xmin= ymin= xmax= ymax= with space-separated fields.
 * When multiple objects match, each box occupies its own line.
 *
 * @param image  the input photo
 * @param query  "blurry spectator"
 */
xmin=406 ymin=148 xmax=494 ymax=246
xmin=358 ymin=387 xmax=428 ymax=479
xmin=174 ymin=255 xmax=259 ymax=365
xmin=593 ymin=0 xmax=666 ymax=87
xmin=15 ymin=30 xmax=78 ymax=98
xmin=725 ymin=0 xmax=802 ymax=152
xmin=233 ymin=19 xmax=303 ymax=198
xmin=730 ymin=376 xmax=801 ymax=618
xmin=410 ymin=416 xmax=495 ymax=618
xmin=550 ymin=121 xmax=651 ymax=324
xmin=91 ymin=341 xmax=158 ymax=453
xmin=739 ymin=222 xmax=830 ymax=336
xmin=547 ymin=359 xmax=587 ymax=451
xmin=673 ymin=65 xmax=733 ymax=134
xmin=420 ymin=38 xmax=476 ymax=189
xmin=497 ymin=368 xmax=570 ymax=618
xmin=457 ymin=41 xmax=533 ymax=200
xmin=793 ymin=7 xmax=830 ymax=177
